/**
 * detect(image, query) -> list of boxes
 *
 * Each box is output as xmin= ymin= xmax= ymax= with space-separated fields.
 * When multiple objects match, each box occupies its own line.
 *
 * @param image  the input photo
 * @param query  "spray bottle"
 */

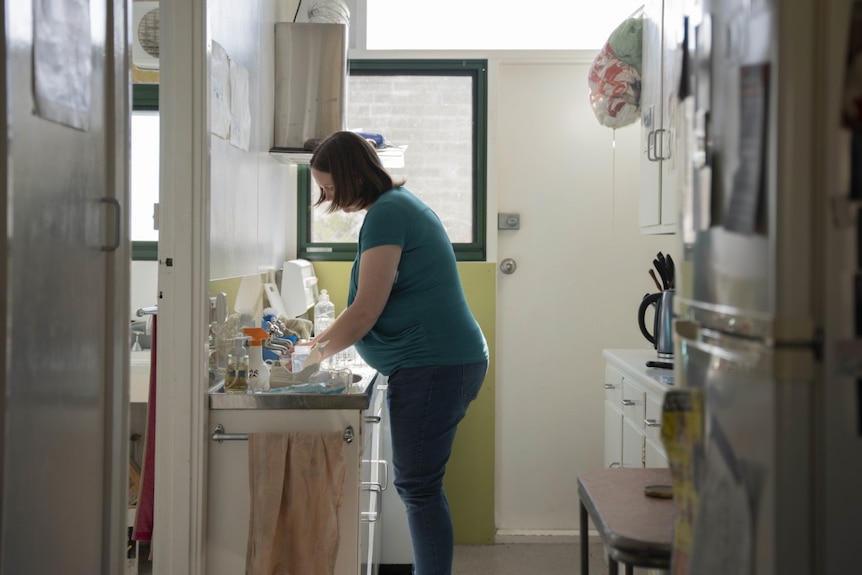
xmin=243 ymin=327 xmax=271 ymax=392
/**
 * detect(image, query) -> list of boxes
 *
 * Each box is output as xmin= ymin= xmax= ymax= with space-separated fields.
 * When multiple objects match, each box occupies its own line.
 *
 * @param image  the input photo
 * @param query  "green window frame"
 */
xmin=297 ymin=59 xmax=488 ymax=262
xmin=131 ymin=84 xmax=159 ymax=261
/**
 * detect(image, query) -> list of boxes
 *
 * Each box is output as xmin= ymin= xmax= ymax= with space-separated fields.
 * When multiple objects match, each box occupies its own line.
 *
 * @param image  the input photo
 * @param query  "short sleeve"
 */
xmin=359 ymin=195 xmax=410 ymax=252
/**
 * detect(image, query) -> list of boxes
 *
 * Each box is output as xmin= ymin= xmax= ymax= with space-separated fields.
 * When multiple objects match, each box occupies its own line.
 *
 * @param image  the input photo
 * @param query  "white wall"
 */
xmin=208 ymin=0 xmax=290 ymax=280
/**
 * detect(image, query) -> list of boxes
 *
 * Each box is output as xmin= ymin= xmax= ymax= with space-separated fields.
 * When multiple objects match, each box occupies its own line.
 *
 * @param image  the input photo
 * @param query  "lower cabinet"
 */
xmin=206 ymin=380 xmax=389 ymax=575
xmin=603 ymin=351 xmax=670 ymax=469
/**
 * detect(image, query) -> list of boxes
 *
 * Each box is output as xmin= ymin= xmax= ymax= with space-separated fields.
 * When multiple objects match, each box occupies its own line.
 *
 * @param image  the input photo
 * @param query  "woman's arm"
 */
xmin=307 ymin=243 xmax=402 ymax=364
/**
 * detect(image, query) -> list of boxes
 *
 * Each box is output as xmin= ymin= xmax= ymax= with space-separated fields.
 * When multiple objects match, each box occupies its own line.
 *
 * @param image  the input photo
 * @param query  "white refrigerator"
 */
xmin=670 ymin=0 xmax=862 ymax=573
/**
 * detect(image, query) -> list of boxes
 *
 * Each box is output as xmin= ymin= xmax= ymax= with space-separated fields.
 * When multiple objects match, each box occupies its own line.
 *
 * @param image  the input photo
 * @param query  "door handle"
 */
xmin=101 ymin=197 xmax=121 ymax=252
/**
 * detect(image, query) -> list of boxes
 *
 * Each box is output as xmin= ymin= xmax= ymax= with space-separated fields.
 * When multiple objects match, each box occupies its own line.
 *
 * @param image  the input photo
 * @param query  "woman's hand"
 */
xmin=305 ymin=341 xmax=327 ymax=368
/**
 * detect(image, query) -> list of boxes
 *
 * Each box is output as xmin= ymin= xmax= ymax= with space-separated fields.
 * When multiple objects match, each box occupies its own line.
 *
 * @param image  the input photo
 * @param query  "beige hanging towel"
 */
xmin=246 ymin=431 xmax=347 ymax=575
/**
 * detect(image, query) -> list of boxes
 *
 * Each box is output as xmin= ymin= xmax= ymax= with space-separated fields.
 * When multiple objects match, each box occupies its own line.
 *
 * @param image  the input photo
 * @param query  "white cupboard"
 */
xmin=602 ymin=349 xmax=672 ymax=469
xmin=639 ymin=0 xmax=684 ymax=234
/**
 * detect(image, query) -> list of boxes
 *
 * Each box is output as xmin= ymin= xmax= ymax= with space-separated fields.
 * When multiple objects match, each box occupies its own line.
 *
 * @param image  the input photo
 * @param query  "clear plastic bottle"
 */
xmin=224 ymin=335 xmax=249 ymax=393
xmin=313 ymin=289 xmax=335 ymax=336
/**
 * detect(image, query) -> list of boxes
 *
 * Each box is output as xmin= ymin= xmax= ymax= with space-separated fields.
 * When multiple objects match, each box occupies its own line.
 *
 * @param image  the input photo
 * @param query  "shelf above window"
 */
xmin=269 ymin=145 xmax=406 ymax=168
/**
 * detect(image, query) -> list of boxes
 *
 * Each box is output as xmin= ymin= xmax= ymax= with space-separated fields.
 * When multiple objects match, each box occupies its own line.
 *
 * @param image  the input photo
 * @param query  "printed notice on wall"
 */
xmin=229 ymin=59 xmax=251 ymax=151
xmin=33 ymin=0 xmax=92 ymax=131
xmin=211 ymin=41 xmax=231 ymax=140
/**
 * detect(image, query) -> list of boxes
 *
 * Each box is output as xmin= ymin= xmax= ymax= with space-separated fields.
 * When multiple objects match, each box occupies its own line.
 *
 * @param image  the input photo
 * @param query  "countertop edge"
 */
xmin=602 ymin=348 xmax=673 ymax=396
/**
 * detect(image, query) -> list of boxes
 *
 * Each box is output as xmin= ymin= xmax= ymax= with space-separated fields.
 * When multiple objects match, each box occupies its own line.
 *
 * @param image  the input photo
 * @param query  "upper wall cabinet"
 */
xmin=640 ymin=0 xmax=684 ymax=234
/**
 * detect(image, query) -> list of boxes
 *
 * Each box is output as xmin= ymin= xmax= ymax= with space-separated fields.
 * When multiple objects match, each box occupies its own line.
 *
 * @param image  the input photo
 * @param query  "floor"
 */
xmin=135 ymin=542 xmax=612 ymax=574
xmin=135 ymin=542 xmax=620 ymax=574
xmin=453 ymin=542 xmax=611 ymax=575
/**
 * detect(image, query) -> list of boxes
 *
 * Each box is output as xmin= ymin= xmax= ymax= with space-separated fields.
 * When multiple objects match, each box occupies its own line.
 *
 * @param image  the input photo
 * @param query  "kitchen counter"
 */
xmin=208 ymin=365 xmax=379 ymax=410
xmin=602 ymin=348 xmax=674 ymax=397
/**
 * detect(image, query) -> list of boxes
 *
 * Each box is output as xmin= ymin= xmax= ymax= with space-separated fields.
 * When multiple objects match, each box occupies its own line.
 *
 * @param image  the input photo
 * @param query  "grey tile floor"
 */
xmin=453 ymin=542 xmax=610 ymax=575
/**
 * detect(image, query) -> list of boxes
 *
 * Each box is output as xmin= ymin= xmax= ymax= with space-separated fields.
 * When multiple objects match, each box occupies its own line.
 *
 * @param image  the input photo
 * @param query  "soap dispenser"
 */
xmin=243 ymin=327 xmax=271 ymax=392
xmin=225 ymin=334 xmax=250 ymax=393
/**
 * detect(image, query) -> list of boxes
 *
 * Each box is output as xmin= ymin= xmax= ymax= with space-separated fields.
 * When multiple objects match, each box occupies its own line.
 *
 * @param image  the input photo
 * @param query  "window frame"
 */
xmin=131 ymin=83 xmax=159 ymax=261
xmin=296 ymin=58 xmax=488 ymax=262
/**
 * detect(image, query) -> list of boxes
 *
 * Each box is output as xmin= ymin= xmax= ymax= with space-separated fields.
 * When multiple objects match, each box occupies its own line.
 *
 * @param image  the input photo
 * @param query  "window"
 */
xmin=131 ymin=84 xmax=159 ymax=261
xmin=298 ymin=59 xmax=487 ymax=261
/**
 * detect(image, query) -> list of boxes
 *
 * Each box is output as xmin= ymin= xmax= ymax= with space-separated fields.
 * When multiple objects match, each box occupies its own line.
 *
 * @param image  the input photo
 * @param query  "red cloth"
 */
xmin=133 ymin=314 xmax=157 ymax=541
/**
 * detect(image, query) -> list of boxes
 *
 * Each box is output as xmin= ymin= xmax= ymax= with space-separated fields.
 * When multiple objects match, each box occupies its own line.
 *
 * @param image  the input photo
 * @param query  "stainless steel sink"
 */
xmin=208 ymin=367 xmax=379 ymax=410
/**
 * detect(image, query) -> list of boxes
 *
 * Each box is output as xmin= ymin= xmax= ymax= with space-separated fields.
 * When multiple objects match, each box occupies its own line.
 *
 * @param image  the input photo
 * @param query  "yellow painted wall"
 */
xmin=314 ymin=261 xmax=496 ymax=544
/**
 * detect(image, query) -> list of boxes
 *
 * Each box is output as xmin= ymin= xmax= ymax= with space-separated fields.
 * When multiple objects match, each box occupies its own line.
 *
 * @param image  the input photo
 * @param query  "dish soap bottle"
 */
xmin=314 ymin=289 xmax=335 ymax=336
xmin=243 ymin=327 xmax=271 ymax=392
xmin=225 ymin=335 xmax=249 ymax=393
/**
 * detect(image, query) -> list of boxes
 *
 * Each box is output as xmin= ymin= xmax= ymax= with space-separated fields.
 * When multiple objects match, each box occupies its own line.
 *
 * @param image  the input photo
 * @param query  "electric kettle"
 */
xmin=637 ymin=289 xmax=674 ymax=359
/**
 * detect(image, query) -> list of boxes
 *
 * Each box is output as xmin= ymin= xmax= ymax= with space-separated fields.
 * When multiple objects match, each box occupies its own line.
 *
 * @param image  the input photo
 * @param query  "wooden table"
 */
xmin=578 ymin=468 xmax=674 ymax=575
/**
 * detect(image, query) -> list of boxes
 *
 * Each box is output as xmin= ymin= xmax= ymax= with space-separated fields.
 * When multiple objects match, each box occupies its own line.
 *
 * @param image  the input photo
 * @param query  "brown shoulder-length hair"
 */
xmin=309 ymin=131 xmax=406 ymax=212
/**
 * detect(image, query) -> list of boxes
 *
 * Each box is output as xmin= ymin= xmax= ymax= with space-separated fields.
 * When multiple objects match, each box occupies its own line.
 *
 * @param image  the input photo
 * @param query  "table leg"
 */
xmin=580 ymin=501 xmax=588 ymax=575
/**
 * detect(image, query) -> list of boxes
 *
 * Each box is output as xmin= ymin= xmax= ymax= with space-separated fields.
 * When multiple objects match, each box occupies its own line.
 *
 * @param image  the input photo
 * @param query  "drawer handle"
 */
xmin=362 ymin=459 xmax=389 ymax=490
xmin=603 ymin=383 xmax=616 ymax=389
xmin=361 ymin=482 xmax=383 ymax=523
xmin=644 ymin=418 xmax=661 ymax=428
xmin=608 ymin=462 xmax=622 ymax=468
xmin=364 ymin=415 xmax=381 ymax=424
xmin=621 ymin=399 xmax=636 ymax=406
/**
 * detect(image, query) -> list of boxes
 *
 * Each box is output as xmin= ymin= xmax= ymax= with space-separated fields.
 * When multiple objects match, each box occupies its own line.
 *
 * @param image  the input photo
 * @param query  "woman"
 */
xmin=304 ymin=131 xmax=488 ymax=575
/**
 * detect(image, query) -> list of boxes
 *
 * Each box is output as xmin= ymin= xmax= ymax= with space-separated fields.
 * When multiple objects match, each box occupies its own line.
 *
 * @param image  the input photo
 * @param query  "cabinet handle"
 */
xmin=361 ymin=482 xmax=383 ymax=523
xmin=621 ymin=399 xmax=636 ymax=406
xmin=364 ymin=415 xmax=381 ymax=424
xmin=647 ymin=130 xmax=657 ymax=162
xmin=603 ymin=383 xmax=616 ymax=389
xmin=608 ymin=462 xmax=622 ymax=468
xmin=644 ymin=418 xmax=661 ymax=428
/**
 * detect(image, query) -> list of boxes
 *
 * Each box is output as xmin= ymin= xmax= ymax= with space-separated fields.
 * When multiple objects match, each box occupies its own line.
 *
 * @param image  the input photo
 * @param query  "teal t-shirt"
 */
xmin=347 ymin=187 xmax=488 ymax=376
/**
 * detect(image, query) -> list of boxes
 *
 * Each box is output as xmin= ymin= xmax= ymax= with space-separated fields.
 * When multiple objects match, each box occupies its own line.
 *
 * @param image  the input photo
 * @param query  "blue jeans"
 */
xmin=386 ymin=360 xmax=488 ymax=575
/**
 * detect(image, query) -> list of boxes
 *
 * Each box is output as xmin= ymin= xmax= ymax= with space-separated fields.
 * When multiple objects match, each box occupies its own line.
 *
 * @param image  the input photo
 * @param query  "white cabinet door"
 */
xmin=639 ymin=0 xmax=663 ymax=230
xmin=645 ymin=439 xmax=668 ymax=468
xmin=622 ymin=378 xmax=646 ymax=468
xmin=622 ymin=417 xmax=646 ymax=468
xmin=644 ymin=393 xmax=664 ymax=448
xmin=604 ymin=400 xmax=624 ymax=468
xmin=603 ymin=367 xmax=625 ymax=467
xmin=660 ymin=0 xmax=683 ymax=229
xmin=640 ymin=0 xmax=682 ymax=234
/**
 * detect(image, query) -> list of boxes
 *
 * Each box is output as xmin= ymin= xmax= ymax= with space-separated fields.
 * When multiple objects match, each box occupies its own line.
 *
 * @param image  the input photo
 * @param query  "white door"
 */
xmin=3 ymin=0 xmax=129 ymax=572
xmin=495 ymin=57 xmax=625 ymax=530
